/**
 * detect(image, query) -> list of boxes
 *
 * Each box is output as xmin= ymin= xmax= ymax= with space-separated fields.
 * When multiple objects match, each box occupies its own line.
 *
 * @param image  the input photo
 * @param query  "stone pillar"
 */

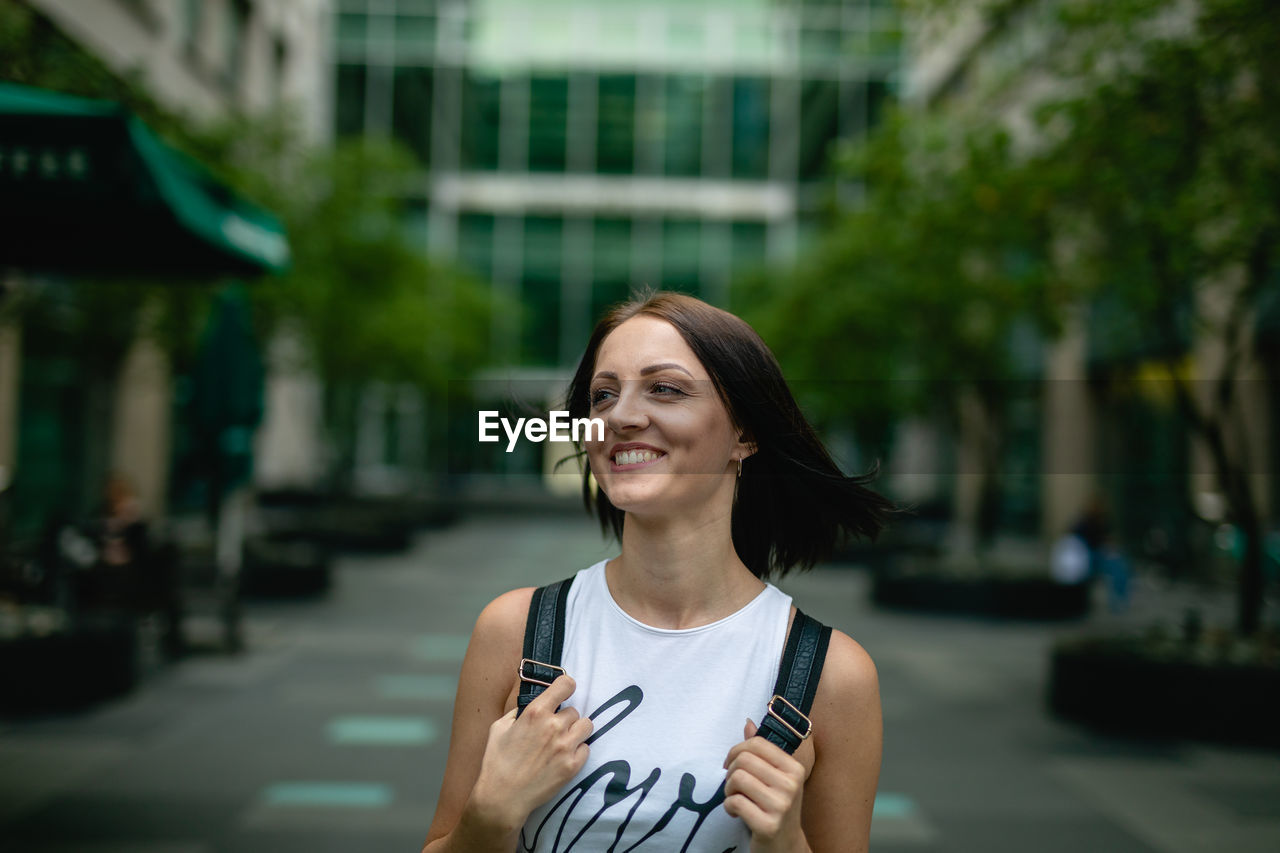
xmin=0 ymin=319 xmax=19 ymax=489
xmin=1041 ymin=305 xmax=1095 ymax=539
xmin=111 ymin=333 xmax=172 ymax=518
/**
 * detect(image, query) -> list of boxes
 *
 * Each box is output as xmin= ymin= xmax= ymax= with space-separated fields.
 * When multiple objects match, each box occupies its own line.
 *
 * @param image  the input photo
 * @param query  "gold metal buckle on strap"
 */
xmin=518 ymin=658 xmax=566 ymax=687
xmin=766 ymin=694 xmax=813 ymax=741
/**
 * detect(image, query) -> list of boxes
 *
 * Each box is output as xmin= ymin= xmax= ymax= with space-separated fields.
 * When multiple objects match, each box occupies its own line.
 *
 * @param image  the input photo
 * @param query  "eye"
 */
xmin=650 ymin=381 xmax=686 ymax=396
xmin=589 ymin=387 xmax=616 ymax=408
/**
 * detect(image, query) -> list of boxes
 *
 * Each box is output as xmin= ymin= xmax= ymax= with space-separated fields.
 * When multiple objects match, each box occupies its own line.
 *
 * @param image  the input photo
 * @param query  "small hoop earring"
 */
xmin=737 ymin=458 xmax=742 ymax=478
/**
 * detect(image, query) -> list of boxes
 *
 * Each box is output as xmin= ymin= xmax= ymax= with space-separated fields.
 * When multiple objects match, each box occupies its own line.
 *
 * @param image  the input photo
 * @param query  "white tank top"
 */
xmin=520 ymin=559 xmax=793 ymax=853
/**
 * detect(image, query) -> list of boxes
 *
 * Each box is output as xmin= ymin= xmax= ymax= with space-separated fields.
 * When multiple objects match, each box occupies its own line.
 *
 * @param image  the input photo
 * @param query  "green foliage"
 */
xmin=745 ymin=108 xmax=1057 ymax=445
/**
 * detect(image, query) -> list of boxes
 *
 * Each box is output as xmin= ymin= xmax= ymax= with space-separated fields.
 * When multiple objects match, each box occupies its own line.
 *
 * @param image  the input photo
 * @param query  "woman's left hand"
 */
xmin=722 ymin=719 xmax=812 ymax=853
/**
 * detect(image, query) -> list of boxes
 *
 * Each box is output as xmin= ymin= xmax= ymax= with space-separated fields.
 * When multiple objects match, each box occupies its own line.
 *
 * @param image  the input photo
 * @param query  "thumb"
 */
xmin=744 ymin=717 xmax=758 ymax=738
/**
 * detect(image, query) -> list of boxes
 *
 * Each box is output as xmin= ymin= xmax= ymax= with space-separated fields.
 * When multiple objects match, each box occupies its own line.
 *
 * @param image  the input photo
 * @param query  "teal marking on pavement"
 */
xmin=263 ymin=782 xmax=393 ymax=808
xmin=376 ymin=674 xmax=457 ymax=701
xmin=328 ymin=715 xmax=439 ymax=745
xmin=873 ymin=793 xmax=917 ymax=819
xmin=411 ymin=634 xmax=471 ymax=662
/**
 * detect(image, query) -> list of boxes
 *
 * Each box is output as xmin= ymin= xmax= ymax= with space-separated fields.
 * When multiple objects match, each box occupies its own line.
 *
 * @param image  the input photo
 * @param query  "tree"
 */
xmin=755 ymin=0 xmax=1279 ymax=633
xmin=1029 ymin=0 xmax=1280 ymax=634
xmin=745 ymin=110 xmax=1057 ymax=549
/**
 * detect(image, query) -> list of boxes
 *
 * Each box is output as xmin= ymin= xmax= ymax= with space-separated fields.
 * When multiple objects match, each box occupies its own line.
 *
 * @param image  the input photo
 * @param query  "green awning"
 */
xmin=0 ymin=83 xmax=289 ymax=277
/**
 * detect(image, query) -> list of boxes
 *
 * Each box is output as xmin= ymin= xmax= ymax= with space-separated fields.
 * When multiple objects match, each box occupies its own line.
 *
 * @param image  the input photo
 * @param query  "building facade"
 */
xmin=332 ymin=0 xmax=901 ymax=369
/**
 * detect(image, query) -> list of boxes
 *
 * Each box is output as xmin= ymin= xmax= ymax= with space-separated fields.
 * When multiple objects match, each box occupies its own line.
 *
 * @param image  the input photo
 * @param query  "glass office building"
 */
xmin=333 ymin=0 xmax=901 ymax=371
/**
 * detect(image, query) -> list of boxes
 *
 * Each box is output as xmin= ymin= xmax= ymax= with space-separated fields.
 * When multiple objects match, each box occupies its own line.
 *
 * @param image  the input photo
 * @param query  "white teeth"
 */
xmin=614 ymin=449 xmax=661 ymax=466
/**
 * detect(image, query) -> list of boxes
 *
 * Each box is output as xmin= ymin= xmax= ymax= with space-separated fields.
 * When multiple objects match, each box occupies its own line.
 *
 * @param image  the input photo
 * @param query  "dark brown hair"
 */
xmin=565 ymin=291 xmax=893 ymax=579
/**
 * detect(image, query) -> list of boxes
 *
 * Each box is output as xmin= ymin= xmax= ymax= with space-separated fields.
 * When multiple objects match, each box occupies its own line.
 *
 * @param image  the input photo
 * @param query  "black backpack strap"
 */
xmin=755 ymin=609 xmax=832 ymax=754
xmin=516 ymin=577 xmax=574 ymax=716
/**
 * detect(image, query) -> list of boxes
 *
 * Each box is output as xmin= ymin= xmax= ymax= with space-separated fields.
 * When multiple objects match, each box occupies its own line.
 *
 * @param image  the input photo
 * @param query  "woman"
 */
xmin=423 ymin=293 xmax=891 ymax=852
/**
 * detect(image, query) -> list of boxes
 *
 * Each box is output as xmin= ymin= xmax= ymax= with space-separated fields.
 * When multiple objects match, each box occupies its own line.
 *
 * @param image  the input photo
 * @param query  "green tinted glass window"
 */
xmin=461 ymin=73 xmax=500 ymax=170
xmin=529 ymin=75 xmax=568 ymax=173
xmin=597 ymin=75 xmax=636 ymax=174
xmin=867 ymin=78 xmax=892 ymax=129
xmin=633 ymin=74 xmax=663 ymax=175
xmin=592 ymin=217 xmax=632 ymax=321
xmin=394 ymin=13 xmax=436 ymax=62
xmin=662 ymin=218 xmax=701 ymax=294
xmin=663 ymin=75 xmax=704 ymax=178
xmin=335 ymin=64 xmax=367 ymax=137
xmin=799 ymin=78 xmax=839 ymax=180
xmin=457 ymin=213 xmax=495 ymax=282
xmin=521 ymin=274 xmax=561 ymax=366
xmin=732 ymin=78 xmax=770 ymax=179
xmin=337 ymin=12 xmax=367 ymax=48
xmin=392 ymin=67 xmax=433 ymax=166
xmin=523 ymin=215 xmax=563 ymax=280
xmin=731 ymin=221 xmax=767 ymax=278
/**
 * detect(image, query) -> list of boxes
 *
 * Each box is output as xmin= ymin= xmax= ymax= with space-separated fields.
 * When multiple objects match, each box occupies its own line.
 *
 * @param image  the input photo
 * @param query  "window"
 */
xmin=662 ymin=218 xmax=702 ymax=295
xmin=457 ymin=213 xmax=495 ymax=282
xmin=591 ymin=217 xmax=632 ymax=321
xmin=799 ymin=78 xmax=840 ymax=180
xmin=521 ymin=216 xmax=563 ymax=365
xmin=335 ymin=64 xmax=368 ymax=137
xmin=392 ymin=67 xmax=433 ymax=167
xmin=732 ymin=78 xmax=770 ymax=179
xmin=461 ymin=73 xmax=501 ymax=170
xmin=596 ymin=75 xmax=635 ymax=175
xmin=663 ymin=75 xmax=704 ymax=178
xmin=223 ymin=0 xmax=250 ymax=94
xmin=528 ymin=75 xmax=569 ymax=173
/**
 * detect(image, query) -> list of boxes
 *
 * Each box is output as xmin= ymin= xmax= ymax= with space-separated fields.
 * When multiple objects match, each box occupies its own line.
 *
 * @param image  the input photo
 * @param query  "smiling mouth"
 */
xmin=613 ymin=449 xmax=664 ymax=467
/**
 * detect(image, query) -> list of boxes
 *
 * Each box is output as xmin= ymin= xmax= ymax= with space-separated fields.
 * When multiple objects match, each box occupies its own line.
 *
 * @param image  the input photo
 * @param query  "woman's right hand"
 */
xmin=466 ymin=674 xmax=594 ymax=831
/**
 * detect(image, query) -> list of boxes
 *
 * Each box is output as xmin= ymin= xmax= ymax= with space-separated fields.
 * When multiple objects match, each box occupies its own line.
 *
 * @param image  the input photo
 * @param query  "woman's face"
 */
xmin=585 ymin=315 xmax=751 ymax=519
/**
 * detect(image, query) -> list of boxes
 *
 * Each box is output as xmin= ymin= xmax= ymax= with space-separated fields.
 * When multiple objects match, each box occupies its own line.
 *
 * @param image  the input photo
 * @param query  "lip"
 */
xmin=608 ymin=442 xmax=666 ymax=471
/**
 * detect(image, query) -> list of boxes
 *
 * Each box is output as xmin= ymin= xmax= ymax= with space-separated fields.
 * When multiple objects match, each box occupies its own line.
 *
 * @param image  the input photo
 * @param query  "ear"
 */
xmin=736 ymin=432 xmax=758 ymax=461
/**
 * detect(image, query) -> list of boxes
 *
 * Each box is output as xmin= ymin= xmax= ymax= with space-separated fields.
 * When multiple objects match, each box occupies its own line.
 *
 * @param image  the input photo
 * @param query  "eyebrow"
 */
xmin=593 ymin=363 xmax=695 ymax=381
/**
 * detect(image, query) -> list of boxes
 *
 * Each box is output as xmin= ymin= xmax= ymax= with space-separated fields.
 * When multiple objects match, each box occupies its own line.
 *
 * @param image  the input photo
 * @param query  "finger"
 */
xmin=567 ymin=715 xmax=594 ymax=744
xmin=524 ymin=674 xmax=577 ymax=716
xmin=743 ymin=717 xmax=758 ymax=739
xmin=724 ymin=765 xmax=790 ymax=815
xmin=722 ymin=791 xmax=771 ymax=831
xmin=726 ymin=750 xmax=797 ymax=798
xmin=725 ymin=732 xmax=796 ymax=771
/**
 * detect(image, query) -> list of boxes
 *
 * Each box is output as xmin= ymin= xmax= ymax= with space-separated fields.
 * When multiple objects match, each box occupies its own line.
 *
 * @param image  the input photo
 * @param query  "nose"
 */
xmin=605 ymin=383 xmax=649 ymax=434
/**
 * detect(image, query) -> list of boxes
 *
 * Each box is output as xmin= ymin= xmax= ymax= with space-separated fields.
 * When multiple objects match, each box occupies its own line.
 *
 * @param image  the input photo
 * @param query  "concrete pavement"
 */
xmin=0 ymin=513 xmax=1277 ymax=852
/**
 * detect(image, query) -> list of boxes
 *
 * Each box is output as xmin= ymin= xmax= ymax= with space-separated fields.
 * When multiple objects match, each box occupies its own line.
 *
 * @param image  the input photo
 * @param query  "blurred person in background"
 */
xmin=423 ymin=292 xmax=892 ymax=853
xmin=1071 ymin=494 xmax=1131 ymax=613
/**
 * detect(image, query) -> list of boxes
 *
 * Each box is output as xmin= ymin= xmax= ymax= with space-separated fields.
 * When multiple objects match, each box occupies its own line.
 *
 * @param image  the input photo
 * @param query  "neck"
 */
xmin=607 ymin=501 xmax=764 ymax=630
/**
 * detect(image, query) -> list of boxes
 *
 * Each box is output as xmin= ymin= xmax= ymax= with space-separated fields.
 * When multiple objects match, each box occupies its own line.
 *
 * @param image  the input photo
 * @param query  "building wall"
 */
xmin=26 ymin=0 xmax=333 ymax=138
xmin=332 ymin=0 xmax=902 ymax=370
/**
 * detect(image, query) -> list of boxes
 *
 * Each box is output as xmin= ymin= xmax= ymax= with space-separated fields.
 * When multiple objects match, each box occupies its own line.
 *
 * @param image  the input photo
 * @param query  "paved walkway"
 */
xmin=0 ymin=514 xmax=1277 ymax=852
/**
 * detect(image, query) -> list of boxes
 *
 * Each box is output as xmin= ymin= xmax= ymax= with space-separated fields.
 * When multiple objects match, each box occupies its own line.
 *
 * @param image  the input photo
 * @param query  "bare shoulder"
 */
xmin=466 ymin=587 xmax=535 ymax=663
xmin=817 ymin=629 xmax=879 ymax=703
xmin=802 ymin=627 xmax=882 ymax=851
xmin=810 ymin=628 xmax=882 ymax=748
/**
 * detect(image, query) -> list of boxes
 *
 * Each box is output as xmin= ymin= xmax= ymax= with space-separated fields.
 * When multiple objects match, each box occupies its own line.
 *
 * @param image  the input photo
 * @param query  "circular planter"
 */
xmin=0 ymin=616 xmax=138 ymax=713
xmin=872 ymin=567 xmax=1091 ymax=620
xmin=1049 ymin=640 xmax=1280 ymax=748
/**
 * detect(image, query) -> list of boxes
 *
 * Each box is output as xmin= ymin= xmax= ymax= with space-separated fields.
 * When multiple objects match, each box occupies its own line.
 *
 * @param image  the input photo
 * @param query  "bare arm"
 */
xmin=800 ymin=629 xmax=883 ymax=853
xmin=421 ymin=588 xmax=595 ymax=853
xmin=722 ymin=627 xmax=881 ymax=853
